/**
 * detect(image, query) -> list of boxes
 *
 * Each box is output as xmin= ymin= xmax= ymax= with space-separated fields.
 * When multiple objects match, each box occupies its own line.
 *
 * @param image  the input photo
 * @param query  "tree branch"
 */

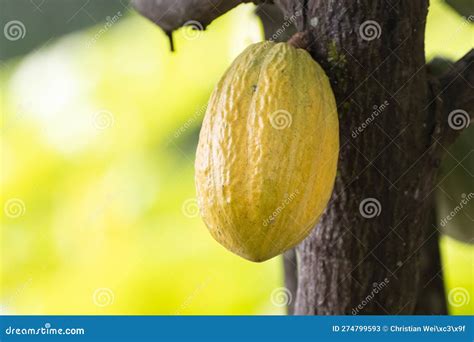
xmin=132 ymin=0 xmax=260 ymax=33
xmin=414 ymin=205 xmax=447 ymax=314
xmin=255 ymin=3 xmax=296 ymax=42
xmin=275 ymin=0 xmax=437 ymax=315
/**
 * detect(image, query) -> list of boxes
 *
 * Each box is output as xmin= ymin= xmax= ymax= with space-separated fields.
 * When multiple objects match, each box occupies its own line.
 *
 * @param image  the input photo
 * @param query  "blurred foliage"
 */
xmin=1 ymin=3 xmax=278 ymax=315
xmin=436 ymin=128 xmax=473 ymax=243
xmin=440 ymin=236 xmax=474 ymax=314
xmin=0 ymin=0 xmax=129 ymax=61
xmin=425 ymin=0 xmax=473 ymax=61
xmin=444 ymin=0 xmax=474 ymax=18
xmin=428 ymin=0 xmax=474 ymax=245
xmin=0 ymin=0 xmax=473 ymax=315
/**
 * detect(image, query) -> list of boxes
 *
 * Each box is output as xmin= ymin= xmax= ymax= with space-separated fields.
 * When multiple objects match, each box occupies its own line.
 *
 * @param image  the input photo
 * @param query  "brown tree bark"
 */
xmin=132 ymin=0 xmax=473 ymax=315
xmin=274 ymin=0 xmax=472 ymax=315
xmin=414 ymin=205 xmax=447 ymax=314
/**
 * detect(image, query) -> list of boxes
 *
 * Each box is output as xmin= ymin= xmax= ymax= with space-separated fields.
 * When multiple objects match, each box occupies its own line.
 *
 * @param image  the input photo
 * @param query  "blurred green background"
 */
xmin=1 ymin=0 xmax=473 ymax=315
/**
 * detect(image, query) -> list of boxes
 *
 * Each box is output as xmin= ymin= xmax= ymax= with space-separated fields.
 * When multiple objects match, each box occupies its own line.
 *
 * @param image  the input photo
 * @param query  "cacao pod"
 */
xmin=195 ymin=41 xmax=339 ymax=262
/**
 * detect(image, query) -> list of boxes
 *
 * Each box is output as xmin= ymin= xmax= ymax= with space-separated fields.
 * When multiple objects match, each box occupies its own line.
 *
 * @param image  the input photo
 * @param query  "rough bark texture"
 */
xmin=276 ymin=0 xmax=432 ymax=315
xmin=132 ymin=0 xmax=259 ymax=33
xmin=272 ymin=0 xmax=472 ymax=315
xmin=414 ymin=206 xmax=448 ymax=314
xmin=132 ymin=0 xmax=473 ymax=315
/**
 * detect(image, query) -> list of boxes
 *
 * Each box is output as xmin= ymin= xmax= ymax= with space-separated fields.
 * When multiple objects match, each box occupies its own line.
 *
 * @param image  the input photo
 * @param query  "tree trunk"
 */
xmin=274 ymin=0 xmax=468 ymax=314
xmin=414 ymin=206 xmax=447 ymax=314
xmin=132 ymin=0 xmax=473 ymax=315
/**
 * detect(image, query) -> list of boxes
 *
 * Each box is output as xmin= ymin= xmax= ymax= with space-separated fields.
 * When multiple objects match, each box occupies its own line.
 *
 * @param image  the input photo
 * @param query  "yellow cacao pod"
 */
xmin=195 ymin=41 xmax=339 ymax=262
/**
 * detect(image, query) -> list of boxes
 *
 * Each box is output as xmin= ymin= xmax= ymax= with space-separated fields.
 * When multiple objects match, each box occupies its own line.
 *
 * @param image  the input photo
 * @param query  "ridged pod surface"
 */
xmin=195 ymin=41 xmax=339 ymax=262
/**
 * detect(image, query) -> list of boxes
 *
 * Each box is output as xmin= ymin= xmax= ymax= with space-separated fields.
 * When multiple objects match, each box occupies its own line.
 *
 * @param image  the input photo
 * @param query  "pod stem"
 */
xmin=287 ymin=31 xmax=311 ymax=51
xmin=166 ymin=31 xmax=175 ymax=52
